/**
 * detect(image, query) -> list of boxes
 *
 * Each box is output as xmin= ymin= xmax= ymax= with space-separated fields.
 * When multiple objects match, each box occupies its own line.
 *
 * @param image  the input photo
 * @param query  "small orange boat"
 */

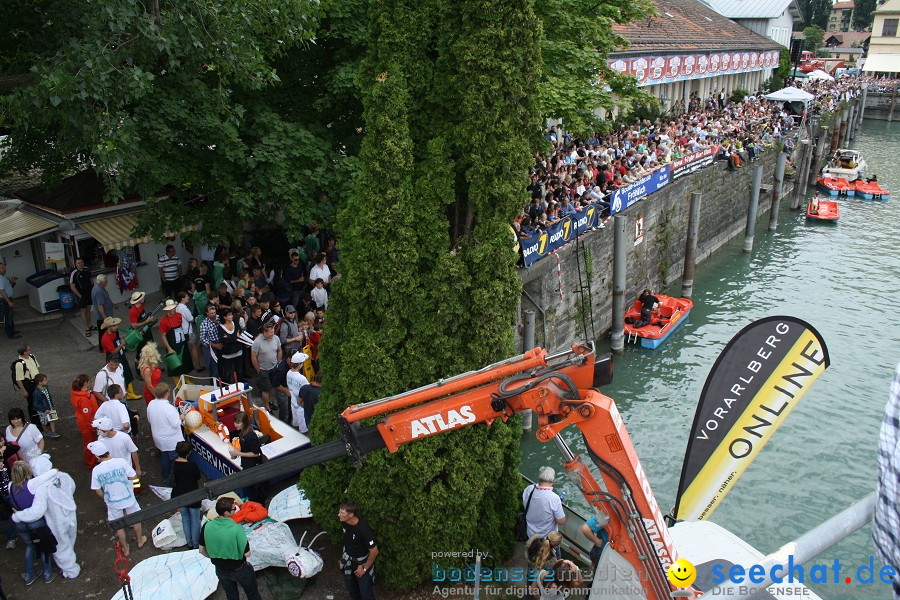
xmin=623 ymin=294 xmax=692 ymax=348
xmin=853 ymin=179 xmax=890 ymax=201
xmin=816 ymin=176 xmax=854 ymax=197
xmin=806 ymin=197 xmax=839 ymax=221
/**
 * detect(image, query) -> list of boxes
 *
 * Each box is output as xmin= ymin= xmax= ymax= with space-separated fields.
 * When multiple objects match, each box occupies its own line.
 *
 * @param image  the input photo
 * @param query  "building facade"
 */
xmin=829 ymin=1 xmax=856 ymax=32
xmin=864 ymin=0 xmax=900 ymax=74
xmin=606 ymin=0 xmax=784 ymax=116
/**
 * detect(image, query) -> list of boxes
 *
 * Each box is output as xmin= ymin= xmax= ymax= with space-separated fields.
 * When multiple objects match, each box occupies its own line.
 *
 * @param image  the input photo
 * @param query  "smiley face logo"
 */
xmin=667 ymin=558 xmax=696 ymax=588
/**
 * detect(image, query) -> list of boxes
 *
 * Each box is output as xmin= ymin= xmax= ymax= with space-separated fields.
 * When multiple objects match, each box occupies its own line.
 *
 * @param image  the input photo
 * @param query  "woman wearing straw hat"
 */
xmin=158 ymin=299 xmax=194 ymax=377
xmin=99 ymin=317 xmax=141 ymax=400
xmin=127 ymin=291 xmax=156 ymax=370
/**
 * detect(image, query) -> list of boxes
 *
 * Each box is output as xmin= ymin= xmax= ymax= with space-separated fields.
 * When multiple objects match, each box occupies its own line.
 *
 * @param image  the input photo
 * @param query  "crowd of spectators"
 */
xmin=514 ymin=75 xmax=865 ymax=242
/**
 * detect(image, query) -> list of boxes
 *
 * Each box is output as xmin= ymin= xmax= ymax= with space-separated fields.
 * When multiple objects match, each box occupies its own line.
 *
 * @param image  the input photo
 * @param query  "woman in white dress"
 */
xmin=5 ymin=407 xmax=43 ymax=464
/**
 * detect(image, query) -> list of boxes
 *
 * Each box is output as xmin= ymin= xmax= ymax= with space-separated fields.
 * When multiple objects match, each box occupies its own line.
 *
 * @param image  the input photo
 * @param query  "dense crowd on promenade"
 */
xmin=0 ymin=227 xmax=367 ymax=598
xmin=515 ymin=75 xmax=865 ymax=241
xmin=861 ymin=75 xmax=900 ymax=94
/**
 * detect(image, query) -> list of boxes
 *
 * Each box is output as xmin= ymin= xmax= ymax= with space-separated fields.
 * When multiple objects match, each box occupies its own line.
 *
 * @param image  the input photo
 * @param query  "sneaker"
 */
xmin=24 ymin=573 xmax=39 ymax=586
xmin=5 ymin=539 xmax=15 ymax=549
xmin=48 ymin=432 xmax=61 ymax=439
xmin=45 ymin=571 xmax=57 ymax=584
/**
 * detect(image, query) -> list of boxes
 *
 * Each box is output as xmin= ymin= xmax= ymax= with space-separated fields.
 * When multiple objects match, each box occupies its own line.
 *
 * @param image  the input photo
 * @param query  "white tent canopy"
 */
xmin=807 ymin=69 xmax=835 ymax=81
xmin=765 ymin=86 xmax=815 ymax=106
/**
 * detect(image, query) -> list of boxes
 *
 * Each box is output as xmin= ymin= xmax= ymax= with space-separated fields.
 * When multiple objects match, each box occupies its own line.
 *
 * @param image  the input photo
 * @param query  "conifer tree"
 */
xmin=302 ymin=0 xmax=542 ymax=589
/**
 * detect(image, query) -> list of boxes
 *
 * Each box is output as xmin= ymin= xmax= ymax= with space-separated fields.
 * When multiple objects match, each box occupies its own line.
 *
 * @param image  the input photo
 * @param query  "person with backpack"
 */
xmin=12 ymin=344 xmax=44 ymax=432
xmin=92 ymin=354 xmax=126 ymax=407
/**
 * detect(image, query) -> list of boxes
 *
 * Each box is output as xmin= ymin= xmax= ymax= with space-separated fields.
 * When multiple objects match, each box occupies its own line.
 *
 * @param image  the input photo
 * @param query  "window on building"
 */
xmin=883 ymin=19 xmax=898 ymax=37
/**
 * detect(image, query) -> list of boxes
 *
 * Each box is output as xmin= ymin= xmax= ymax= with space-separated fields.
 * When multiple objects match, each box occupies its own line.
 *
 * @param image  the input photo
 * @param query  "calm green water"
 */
xmin=521 ymin=119 xmax=900 ymax=599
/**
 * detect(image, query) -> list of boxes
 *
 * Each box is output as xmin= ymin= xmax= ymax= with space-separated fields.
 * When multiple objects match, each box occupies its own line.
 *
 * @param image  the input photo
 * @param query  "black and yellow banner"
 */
xmin=673 ymin=316 xmax=829 ymax=521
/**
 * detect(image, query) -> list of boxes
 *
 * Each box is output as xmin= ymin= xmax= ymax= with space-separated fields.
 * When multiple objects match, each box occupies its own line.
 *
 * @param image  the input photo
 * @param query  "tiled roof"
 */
xmin=612 ymin=0 xmax=783 ymax=52
xmin=824 ymin=31 xmax=871 ymax=48
xmin=14 ymin=169 xmax=142 ymax=216
xmin=832 ymin=1 xmax=855 ymax=10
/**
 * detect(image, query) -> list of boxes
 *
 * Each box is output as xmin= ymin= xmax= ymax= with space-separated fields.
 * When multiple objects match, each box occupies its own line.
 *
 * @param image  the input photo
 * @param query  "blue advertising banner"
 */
xmin=520 ymin=204 xmax=601 ymax=267
xmin=609 ymin=165 xmax=671 ymax=216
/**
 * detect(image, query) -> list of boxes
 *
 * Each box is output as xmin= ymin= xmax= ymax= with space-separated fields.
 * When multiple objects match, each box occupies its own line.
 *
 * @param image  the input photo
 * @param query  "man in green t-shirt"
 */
xmin=199 ymin=497 xmax=261 ymax=600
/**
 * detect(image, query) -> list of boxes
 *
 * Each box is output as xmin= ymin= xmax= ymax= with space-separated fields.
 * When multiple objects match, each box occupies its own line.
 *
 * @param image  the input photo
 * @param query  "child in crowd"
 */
xmin=89 ymin=439 xmax=146 ymax=557
xmin=31 ymin=374 xmax=60 ymax=439
xmin=310 ymin=278 xmax=328 ymax=310
xmin=94 ymin=384 xmax=132 ymax=436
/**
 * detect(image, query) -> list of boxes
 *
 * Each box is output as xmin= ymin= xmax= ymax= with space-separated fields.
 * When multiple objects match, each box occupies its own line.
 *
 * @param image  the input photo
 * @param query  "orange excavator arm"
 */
xmin=340 ymin=342 xmax=693 ymax=600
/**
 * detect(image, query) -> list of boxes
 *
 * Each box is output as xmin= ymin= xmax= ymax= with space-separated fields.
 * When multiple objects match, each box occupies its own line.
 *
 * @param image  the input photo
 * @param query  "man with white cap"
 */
xmin=94 ymin=384 xmax=131 ymax=434
xmin=10 ymin=454 xmax=80 ymax=579
xmin=287 ymin=352 xmax=310 ymax=433
xmin=93 ymin=417 xmax=141 ymax=479
xmin=89 ymin=439 xmax=146 ymax=556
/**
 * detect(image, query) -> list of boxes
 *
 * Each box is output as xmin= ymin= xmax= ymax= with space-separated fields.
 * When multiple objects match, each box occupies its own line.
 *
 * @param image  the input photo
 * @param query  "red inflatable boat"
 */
xmin=623 ymin=294 xmax=693 ymax=349
xmin=806 ymin=197 xmax=839 ymax=221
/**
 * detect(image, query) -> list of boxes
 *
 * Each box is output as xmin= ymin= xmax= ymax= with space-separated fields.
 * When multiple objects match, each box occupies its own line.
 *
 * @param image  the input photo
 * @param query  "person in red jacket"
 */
xmin=70 ymin=374 xmax=99 ymax=468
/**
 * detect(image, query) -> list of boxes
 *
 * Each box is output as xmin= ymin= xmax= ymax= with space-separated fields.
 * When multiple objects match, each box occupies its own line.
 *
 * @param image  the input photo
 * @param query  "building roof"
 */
xmin=14 ymin=169 xmax=142 ymax=216
xmin=613 ymin=0 xmax=783 ymax=52
xmin=832 ymin=1 xmax=855 ymax=10
xmin=700 ymin=0 xmax=802 ymax=20
xmin=824 ymin=31 xmax=871 ymax=47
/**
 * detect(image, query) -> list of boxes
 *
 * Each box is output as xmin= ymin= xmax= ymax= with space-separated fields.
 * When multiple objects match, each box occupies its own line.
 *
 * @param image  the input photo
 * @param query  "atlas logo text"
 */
xmin=411 ymin=406 xmax=477 ymax=439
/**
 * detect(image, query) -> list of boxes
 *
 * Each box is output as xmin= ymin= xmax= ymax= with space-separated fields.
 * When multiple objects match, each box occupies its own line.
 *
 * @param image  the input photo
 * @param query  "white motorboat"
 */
xmin=821 ymin=148 xmax=866 ymax=180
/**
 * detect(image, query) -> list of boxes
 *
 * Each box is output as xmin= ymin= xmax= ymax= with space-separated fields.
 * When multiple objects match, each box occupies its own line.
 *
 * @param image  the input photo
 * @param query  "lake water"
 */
xmin=521 ymin=119 xmax=900 ymax=599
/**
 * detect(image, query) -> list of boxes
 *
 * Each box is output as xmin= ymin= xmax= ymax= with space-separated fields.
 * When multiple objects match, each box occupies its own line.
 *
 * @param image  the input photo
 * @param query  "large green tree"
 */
xmin=852 ymin=0 xmax=877 ymax=31
xmin=534 ymin=0 xmax=648 ymax=136
xmin=797 ymin=0 xmax=832 ymax=28
xmin=301 ymin=0 xmax=542 ymax=590
xmin=803 ymin=25 xmax=825 ymax=52
xmin=0 ymin=0 xmax=340 ymax=242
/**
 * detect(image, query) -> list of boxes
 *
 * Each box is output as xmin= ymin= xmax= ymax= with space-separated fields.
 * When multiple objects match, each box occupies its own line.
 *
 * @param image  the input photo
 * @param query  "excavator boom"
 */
xmin=341 ymin=342 xmax=690 ymax=600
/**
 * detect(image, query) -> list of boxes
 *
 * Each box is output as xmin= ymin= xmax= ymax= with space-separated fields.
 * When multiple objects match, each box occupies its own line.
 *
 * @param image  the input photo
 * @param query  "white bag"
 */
xmin=286 ymin=548 xmax=324 ymax=579
xmin=153 ymin=512 xmax=187 ymax=550
xmin=246 ymin=521 xmax=298 ymax=571
xmin=152 ymin=519 xmax=176 ymax=548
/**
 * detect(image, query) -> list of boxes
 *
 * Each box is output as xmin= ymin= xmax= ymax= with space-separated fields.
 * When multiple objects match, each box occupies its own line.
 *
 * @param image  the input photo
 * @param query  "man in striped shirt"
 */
xmin=199 ymin=304 xmax=221 ymax=379
xmin=157 ymin=245 xmax=182 ymax=298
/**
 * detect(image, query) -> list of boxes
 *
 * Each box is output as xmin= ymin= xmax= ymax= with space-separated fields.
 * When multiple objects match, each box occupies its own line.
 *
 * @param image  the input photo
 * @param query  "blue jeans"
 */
xmin=343 ymin=569 xmax=376 ymax=600
xmin=16 ymin=518 xmax=53 ymax=581
xmin=1 ymin=301 xmax=13 ymax=338
xmin=179 ymin=507 xmax=201 ymax=549
xmin=215 ymin=563 xmax=262 ymax=600
xmin=160 ymin=450 xmax=178 ymax=484
xmin=202 ymin=345 xmax=219 ymax=379
xmin=275 ymin=389 xmax=290 ymax=421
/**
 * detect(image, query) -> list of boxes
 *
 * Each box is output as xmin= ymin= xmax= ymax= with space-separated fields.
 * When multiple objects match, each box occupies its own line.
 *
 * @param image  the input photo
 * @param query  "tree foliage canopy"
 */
xmin=803 ymin=25 xmax=825 ymax=51
xmin=852 ymin=0 xmax=877 ymax=31
xmin=0 ymin=0 xmax=343 ymax=242
xmin=797 ymin=0 xmax=831 ymax=29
